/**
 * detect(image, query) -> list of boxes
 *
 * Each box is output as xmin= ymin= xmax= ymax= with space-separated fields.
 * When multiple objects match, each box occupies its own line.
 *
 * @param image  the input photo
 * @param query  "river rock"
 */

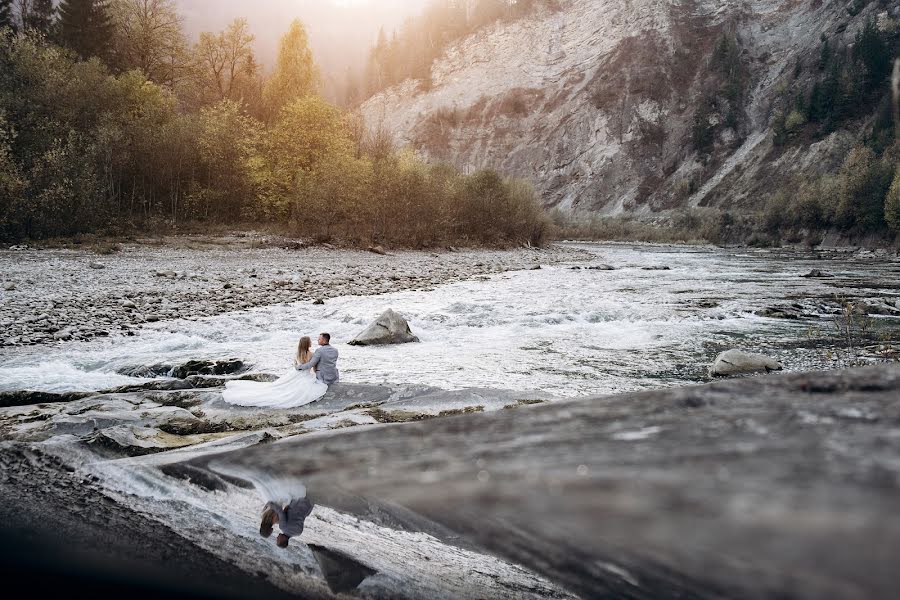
xmin=755 ymin=305 xmax=803 ymax=319
xmin=3 ymin=282 xmax=15 ymax=291
xmin=368 ymin=245 xmax=388 ymax=256
xmin=89 ymin=262 xmax=105 ymax=270
xmin=801 ymin=269 xmax=835 ymax=278
xmin=349 ymin=309 xmax=420 ymax=346
xmin=710 ymin=350 xmax=783 ymax=377
xmin=53 ymin=328 xmax=74 ymax=341
xmin=0 ymin=390 xmax=97 ymax=409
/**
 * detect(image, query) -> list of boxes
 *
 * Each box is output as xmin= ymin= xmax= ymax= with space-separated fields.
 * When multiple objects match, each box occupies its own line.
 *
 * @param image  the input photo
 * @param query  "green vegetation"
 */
xmin=553 ymin=208 xmax=757 ymax=247
xmin=0 ymin=4 xmax=549 ymax=247
xmin=692 ymin=32 xmax=750 ymax=153
xmin=760 ymin=12 xmax=900 ymax=242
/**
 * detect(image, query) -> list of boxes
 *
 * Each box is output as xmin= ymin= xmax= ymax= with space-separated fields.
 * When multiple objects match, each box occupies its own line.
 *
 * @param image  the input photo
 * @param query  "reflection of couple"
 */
xmin=223 ymin=333 xmax=339 ymax=408
xmin=260 ymin=496 xmax=314 ymax=549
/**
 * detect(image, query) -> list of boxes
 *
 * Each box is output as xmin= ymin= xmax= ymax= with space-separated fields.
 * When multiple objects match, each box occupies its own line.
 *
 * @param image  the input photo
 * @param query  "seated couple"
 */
xmin=223 ymin=333 xmax=338 ymax=409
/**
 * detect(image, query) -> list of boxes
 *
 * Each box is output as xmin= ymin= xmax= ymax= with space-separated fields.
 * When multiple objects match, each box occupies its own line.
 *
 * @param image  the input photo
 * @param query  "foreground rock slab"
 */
xmin=215 ymin=365 xmax=900 ymax=600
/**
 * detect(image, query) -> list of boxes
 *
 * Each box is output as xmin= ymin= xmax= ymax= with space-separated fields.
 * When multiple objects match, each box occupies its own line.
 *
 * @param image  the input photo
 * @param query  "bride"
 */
xmin=223 ymin=337 xmax=328 ymax=408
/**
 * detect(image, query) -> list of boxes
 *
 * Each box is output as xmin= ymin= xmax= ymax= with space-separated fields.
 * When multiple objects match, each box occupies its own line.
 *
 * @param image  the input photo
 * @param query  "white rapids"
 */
xmin=2 ymin=244 xmax=898 ymax=396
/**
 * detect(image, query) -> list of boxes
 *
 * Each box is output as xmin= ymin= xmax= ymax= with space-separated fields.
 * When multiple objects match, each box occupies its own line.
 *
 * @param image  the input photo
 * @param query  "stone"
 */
xmin=0 ymin=390 xmax=97 ymax=409
xmin=89 ymin=262 xmax=106 ymax=270
xmin=216 ymin=364 xmax=900 ymax=600
xmin=755 ymin=305 xmax=802 ymax=320
xmin=368 ymin=245 xmax=388 ymax=256
xmin=313 ymin=298 xmax=325 ymax=305
xmin=710 ymin=349 xmax=782 ymax=377
xmin=308 ymin=544 xmax=377 ymax=594
xmin=349 ymin=309 xmax=420 ymax=346
xmin=3 ymin=282 xmax=16 ymax=291
xmin=169 ymin=359 xmax=247 ymax=379
xmin=53 ymin=328 xmax=74 ymax=341
xmin=122 ymin=300 xmax=137 ymax=309
xmin=801 ymin=269 xmax=835 ymax=278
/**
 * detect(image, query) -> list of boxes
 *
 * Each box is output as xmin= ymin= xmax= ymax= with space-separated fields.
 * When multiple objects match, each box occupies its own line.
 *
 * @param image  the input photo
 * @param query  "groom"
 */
xmin=296 ymin=332 xmax=339 ymax=385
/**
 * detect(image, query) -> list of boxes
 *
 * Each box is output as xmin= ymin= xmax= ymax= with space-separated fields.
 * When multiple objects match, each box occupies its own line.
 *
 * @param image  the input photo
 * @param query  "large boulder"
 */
xmin=710 ymin=350 xmax=783 ymax=377
xmin=349 ymin=309 xmax=420 ymax=346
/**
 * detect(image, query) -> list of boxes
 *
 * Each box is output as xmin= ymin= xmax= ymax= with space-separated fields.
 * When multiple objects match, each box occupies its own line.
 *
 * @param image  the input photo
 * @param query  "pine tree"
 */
xmin=26 ymin=0 xmax=55 ymax=34
xmin=0 ymin=0 xmax=15 ymax=32
xmin=57 ymin=0 xmax=114 ymax=60
xmin=853 ymin=19 xmax=890 ymax=94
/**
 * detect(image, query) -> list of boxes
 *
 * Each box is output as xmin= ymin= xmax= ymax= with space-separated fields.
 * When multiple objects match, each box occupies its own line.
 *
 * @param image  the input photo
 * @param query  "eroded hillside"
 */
xmin=361 ymin=0 xmax=898 ymax=216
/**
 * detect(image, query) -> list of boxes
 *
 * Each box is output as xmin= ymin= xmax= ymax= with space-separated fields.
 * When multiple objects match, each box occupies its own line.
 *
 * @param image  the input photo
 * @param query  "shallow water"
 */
xmin=2 ymin=244 xmax=899 ymax=396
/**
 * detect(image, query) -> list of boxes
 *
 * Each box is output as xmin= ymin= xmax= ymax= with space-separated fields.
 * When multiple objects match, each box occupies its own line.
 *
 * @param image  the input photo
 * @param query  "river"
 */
xmin=1 ymin=243 xmax=898 ymax=396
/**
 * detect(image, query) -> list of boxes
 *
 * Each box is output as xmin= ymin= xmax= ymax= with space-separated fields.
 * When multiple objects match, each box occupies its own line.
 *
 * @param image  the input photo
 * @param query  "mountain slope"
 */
xmin=361 ymin=0 xmax=896 ymax=216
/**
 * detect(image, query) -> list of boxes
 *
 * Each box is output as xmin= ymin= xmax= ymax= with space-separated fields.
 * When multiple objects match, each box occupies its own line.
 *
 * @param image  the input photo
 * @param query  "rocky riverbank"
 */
xmin=0 ymin=235 xmax=586 ymax=348
xmin=2 ymin=364 xmax=899 ymax=599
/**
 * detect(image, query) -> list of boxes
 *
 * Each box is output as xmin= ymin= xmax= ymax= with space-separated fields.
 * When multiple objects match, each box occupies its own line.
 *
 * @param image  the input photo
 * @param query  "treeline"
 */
xmin=350 ymin=0 xmax=558 ymax=104
xmin=0 ymin=1 xmax=549 ymax=247
xmin=764 ymin=13 xmax=900 ymax=239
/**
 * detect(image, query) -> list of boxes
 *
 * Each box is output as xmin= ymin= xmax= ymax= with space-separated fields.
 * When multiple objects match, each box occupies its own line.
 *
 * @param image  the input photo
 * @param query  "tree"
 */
xmin=1 ymin=0 xmax=16 ymax=31
xmin=886 ymin=168 xmax=900 ymax=233
xmin=193 ymin=18 xmax=256 ymax=105
xmin=255 ymin=96 xmax=353 ymax=219
xmin=189 ymin=100 xmax=259 ymax=220
xmin=111 ymin=0 xmax=189 ymax=87
xmin=263 ymin=19 xmax=318 ymax=119
xmin=28 ymin=0 xmax=54 ymax=33
xmin=15 ymin=0 xmax=55 ymax=34
xmin=853 ymin=19 xmax=891 ymax=94
xmin=57 ymin=0 xmax=114 ymax=60
xmin=835 ymin=146 xmax=893 ymax=231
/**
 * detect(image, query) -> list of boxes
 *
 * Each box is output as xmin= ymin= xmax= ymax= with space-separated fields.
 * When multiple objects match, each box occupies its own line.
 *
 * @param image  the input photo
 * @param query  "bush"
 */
xmin=784 ymin=109 xmax=807 ymax=133
xmin=886 ymin=168 xmax=900 ymax=233
xmin=835 ymin=146 xmax=893 ymax=231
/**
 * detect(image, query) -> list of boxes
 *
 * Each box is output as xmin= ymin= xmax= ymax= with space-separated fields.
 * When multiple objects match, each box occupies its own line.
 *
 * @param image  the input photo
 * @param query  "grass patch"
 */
xmin=367 ymin=406 xmax=485 ymax=423
xmin=366 ymin=409 xmax=430 ymax=423
xmin=503 ymin=399 xmax=546 ymax=409
xmin=438 ymin=406 xmax=485 ymax=417
xmin=288 ymin=413 xmax=327 ymax=424
xmin=345 ymin=402 xmax=384 ymax=411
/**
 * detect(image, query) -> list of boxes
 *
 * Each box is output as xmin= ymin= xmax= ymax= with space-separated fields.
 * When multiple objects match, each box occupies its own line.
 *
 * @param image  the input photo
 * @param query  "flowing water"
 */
xmin=2 ymin=243 xmax=899 ymax=397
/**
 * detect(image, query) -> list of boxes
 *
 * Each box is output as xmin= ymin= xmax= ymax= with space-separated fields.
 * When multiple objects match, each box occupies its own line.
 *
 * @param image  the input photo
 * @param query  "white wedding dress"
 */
xmin=222 ymin=365 xmax=328 ymax=409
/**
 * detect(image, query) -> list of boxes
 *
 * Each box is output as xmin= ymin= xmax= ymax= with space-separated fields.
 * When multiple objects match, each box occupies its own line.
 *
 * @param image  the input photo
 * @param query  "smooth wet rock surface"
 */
xmin=217 ymin=365 xmax=900 ymax=600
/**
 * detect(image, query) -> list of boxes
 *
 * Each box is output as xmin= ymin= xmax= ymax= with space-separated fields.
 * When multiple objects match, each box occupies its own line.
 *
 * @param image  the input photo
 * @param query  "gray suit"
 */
xmin=297 ymin=344 xmax=339 ymax=384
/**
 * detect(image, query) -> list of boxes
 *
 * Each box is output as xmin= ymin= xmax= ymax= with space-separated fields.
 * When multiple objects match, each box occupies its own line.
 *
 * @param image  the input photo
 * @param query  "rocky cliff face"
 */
xmin=360 ymin=0 xmax=892 ymax=215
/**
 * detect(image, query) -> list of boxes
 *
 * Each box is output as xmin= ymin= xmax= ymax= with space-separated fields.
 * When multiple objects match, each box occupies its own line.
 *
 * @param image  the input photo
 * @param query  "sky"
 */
xmin=175 ymin=0 xmax=430 ymax=75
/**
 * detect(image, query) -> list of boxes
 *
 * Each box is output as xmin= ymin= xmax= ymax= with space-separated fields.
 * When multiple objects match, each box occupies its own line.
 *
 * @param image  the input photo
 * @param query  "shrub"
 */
xmin=835 ymin=146 xmax=893 ymax=231
xmin=886 ymin=168 xmax=900 ymax=233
